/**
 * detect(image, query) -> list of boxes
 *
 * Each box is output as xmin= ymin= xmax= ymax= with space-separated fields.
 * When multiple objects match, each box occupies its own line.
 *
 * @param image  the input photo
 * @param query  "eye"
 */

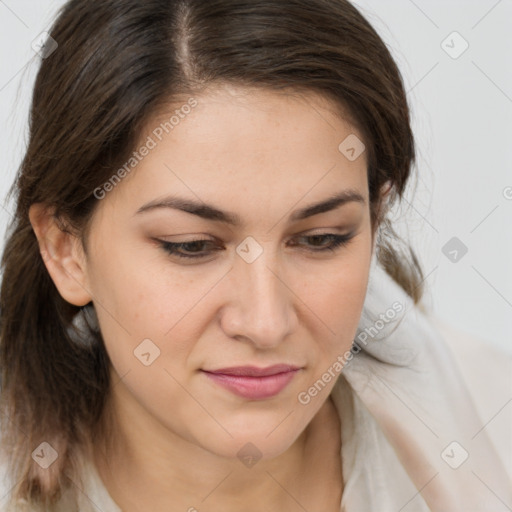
xmin=290 ymin=233 xmax=354 ymax=253
xmin=157 ymin=233 xmax=355 ymax=261
xmin=159 ymin=239 xmax=219 ymax=259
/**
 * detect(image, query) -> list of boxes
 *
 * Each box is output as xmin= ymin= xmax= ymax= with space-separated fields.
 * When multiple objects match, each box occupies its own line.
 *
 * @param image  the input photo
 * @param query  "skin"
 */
xmin=29 ymin=84 xmax=388 ymax=511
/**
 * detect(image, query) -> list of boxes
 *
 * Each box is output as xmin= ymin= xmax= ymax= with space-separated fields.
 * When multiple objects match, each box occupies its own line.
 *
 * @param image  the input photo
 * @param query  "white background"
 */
xmin=0 ymin=0 xmax=511 ymax=351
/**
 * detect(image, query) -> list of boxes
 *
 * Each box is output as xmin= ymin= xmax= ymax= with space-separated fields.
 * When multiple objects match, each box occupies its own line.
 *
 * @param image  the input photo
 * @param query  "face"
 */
xmin=82 ymin=84 xmax=375 ymax=461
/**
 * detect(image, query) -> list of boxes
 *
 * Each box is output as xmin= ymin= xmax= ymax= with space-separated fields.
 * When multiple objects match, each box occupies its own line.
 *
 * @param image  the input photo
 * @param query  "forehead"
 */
xmin=146 ymin=84 xmax=363 ymax=150
xmin=100 ymin=84 xmax=369 ymax=218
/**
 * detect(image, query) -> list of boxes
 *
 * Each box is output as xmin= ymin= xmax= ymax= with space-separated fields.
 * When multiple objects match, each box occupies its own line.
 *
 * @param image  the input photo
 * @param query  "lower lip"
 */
xmin=201 ymin=370 xmax=299 ymax=400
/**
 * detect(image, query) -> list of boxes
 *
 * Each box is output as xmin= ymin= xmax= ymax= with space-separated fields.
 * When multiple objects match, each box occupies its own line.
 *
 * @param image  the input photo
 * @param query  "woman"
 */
xmin=0 ymin=0 xmax=510 ymax=510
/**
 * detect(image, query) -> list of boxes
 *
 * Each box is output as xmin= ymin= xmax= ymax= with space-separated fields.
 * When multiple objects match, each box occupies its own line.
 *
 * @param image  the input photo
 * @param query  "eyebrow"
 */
xmin=134 ymin=189 xmax=365 ymax=226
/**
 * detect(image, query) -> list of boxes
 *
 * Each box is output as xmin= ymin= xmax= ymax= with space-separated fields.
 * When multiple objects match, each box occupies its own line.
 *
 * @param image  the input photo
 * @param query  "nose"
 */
xmin=219 ymin=247 xmax=298 ymax=349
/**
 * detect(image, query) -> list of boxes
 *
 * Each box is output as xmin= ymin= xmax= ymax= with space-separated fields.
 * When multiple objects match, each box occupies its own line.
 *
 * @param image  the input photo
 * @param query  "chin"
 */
xmin=196 ymin=421 xmax=304 ymax=463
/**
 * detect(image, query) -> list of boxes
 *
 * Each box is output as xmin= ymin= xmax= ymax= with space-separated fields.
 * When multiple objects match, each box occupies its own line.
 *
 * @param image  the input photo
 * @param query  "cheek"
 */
xmin=88 ymin=238 xmax=214 ymax=376
xmin=311 ymin=269 xmax=368 ymax=342
xmin=302 ymin=242 xmax=372 ymax=357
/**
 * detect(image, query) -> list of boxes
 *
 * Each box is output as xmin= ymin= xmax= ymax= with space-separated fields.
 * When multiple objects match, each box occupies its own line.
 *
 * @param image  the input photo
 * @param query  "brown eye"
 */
xmin=159 ymin=239 xmax=219 ymax=259
xmin=290 ymin=233 xmax=354 ymax=253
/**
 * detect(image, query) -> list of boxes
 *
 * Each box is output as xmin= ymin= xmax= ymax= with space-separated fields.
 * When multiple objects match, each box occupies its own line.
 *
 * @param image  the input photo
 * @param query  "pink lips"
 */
xmin=201 ymin=364 xmax=301 ymax=400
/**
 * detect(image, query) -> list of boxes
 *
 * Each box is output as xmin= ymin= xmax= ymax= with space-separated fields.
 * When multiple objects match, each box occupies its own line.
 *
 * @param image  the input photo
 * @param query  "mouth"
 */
xmin=201 ymin=365 xmax=302 ymax=400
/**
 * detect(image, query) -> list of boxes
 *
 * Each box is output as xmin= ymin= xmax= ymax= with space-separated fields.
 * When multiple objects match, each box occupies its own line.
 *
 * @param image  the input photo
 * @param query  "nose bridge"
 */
xmin=227 ymin=242 xmax=295 ymax=345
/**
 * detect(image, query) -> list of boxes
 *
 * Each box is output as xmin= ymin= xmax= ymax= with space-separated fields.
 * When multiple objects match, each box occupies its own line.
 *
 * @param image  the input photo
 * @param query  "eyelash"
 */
xmin=158 ymin=233 xmax=355 ymax=260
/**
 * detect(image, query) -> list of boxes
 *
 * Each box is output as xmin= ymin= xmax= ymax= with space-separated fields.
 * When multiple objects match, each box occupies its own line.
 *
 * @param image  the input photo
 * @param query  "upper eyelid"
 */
xmin=158 ymin=227 xmax=355 ymax=240
xmin=158 ymin=231 xmax=356 ymax=248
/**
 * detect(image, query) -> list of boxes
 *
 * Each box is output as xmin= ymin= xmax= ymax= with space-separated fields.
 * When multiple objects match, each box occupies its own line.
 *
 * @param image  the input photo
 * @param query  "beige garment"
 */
xmin=335 ymin=259 xmax=512 ymax=511
xmin=1 ymin=259 xmax=511 ymax=511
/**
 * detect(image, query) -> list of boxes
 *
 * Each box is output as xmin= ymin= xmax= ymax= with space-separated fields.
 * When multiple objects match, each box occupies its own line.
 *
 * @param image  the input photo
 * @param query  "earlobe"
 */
xmin=28 ymin=203 xmax=93 ymax=307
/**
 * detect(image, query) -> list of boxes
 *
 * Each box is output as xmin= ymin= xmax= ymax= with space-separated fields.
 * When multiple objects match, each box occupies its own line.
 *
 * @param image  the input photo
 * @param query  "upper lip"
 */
xmin=202 ymin=364 xmax=301 ymax=377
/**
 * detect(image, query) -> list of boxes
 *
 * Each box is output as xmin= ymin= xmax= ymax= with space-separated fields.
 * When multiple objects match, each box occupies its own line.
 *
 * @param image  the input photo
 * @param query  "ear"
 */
xmin=29 ymin=203 xmax=92 ymax=307
xmin=371 ymin=180 xmax=393 ymax=252
xmin=378 ymin=180 xmax=393 ymax=205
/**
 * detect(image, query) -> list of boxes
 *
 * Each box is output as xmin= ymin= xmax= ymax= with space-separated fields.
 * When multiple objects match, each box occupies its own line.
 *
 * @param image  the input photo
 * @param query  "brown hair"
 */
xmin=0 ymin=0 xmax=424 ymax=508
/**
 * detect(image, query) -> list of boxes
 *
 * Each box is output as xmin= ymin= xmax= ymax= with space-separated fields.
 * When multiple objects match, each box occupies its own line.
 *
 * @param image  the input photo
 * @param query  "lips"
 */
xmin=201 ymin=364 xmax=301 ymax=400
xmin=204 ymin=364 xmax=300 ymax=377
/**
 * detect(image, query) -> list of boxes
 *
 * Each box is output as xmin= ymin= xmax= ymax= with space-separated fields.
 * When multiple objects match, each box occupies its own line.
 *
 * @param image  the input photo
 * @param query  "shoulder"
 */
xmin=427 ymin=313 xmax=512 ymax=477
